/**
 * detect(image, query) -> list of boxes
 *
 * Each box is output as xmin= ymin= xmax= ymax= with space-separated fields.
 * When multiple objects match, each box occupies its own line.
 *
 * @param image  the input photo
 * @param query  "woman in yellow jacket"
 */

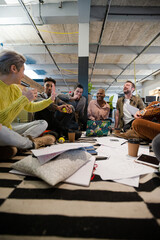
xmin=0 ymin=50 xmax=56 ymax=159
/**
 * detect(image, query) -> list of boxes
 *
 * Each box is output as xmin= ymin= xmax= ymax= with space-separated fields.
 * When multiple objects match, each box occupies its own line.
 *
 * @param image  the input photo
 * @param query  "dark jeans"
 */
xmin=123 ymin=120 xmax=134 ymax=132
xmin=34 ymin=109 xmax=78 ymax=138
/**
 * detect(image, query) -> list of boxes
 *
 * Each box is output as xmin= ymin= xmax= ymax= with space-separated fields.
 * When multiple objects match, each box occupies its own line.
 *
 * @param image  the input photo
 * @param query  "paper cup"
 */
xmin=68 ymin=131 xmax=75 ymax=142
xmin=128 ymin=139 xmax=140 ymax=157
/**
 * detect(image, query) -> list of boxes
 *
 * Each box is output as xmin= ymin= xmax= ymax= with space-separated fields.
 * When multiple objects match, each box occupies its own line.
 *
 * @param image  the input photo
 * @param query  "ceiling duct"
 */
xmin=18 ymin=0 xmax=70 ymax=90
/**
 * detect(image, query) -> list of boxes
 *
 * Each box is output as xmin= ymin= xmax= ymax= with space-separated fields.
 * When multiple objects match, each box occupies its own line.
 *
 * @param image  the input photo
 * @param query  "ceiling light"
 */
xmin=24 ymin=69 xmax=39 ymax=79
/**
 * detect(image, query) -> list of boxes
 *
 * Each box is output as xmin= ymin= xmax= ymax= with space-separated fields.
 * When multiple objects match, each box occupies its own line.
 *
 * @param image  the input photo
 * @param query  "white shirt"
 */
xmin=123 ymin=99 xmax=134 ymax=125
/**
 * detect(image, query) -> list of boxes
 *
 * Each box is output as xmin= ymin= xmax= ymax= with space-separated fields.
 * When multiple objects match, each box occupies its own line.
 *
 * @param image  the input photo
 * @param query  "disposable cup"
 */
xmin=68 ymin=131 xmax=75 ymax=142
xmin=128 ymin=139 xmax=140 ymax=157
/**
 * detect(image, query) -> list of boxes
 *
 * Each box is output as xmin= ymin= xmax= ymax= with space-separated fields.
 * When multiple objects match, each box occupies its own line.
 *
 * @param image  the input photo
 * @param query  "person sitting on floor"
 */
xmin=152 ymin=133 xmax=160 ymax=162
xmin=115 ymin=101 xmax=160 ymax=141
xmin=0 ymin=50 xmax=56 ymax=160
xmin=88 ymin=88 xmax=110 ymax=120
xmin=114 ymin=81 xmax=144 ymax=132
xmin=34 ymin=77 xmax=79 ymax=139
xmin=57 ymin=83 xmax=86 ymax=130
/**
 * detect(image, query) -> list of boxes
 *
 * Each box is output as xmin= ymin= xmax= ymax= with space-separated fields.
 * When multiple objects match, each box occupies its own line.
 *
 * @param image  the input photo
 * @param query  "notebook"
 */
xmin=64 ymin=156 xmax=96 ymax=186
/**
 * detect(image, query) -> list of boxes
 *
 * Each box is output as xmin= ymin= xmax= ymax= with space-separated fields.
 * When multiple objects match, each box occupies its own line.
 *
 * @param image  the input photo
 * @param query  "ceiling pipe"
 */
xmin=5 ymin=43 xmax=78 ymax=46
xmin=106 ymin=31 xmax=160 ymax=91
xmin=89 ymin=0 xmax=112 ymax=82
xmin=39 ymin=0 xmax=45 ymax=25
xmin=138 ymin=68 xmax=160 ymax=83
xmin=18 ymin=0 xmax=70 ymax=90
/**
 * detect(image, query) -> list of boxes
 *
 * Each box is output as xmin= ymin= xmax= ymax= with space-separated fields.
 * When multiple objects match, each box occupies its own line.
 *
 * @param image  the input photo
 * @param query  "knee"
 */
xmin=132 ymin=119 xmax=142 ymax=130
xmin=39 ymin=120 xmax=48 ymax=129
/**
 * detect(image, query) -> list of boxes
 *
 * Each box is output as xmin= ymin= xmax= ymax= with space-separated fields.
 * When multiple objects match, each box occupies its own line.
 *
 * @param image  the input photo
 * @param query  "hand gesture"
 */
xmin=22 ymin=88 xmax=37 ymax=102
xmin=51 ymin=84 xmax=56 ymax=102
xmin=72 ymin=94 xmax=80 ymax=100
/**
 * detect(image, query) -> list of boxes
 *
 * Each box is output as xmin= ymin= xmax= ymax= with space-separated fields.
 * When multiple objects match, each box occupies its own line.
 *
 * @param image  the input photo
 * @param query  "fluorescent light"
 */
xmin=24 ymin=69 xmax=38 ymax=79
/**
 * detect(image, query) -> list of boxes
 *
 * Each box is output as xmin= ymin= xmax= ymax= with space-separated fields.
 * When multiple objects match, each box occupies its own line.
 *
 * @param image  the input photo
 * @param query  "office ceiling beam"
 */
xmin=0 ymin=4 xmax=160 ymax=25
xmin=0 ymin=2 xmax=78 ymax=25
xmin=91 ymin=75 xmax=154 ymax=80
xmin=25 ymin=63 xmax=160 ymax=71
xmin=93 ymin=63 xmax=160 ymax=70
xmin=90 ymin=46 xmax=160 ymax=55
xmin=8 ymin=45 xmax=160 ymax=55
xmin=29 ymin=74 xmax=154 ymax=80
xmin=91 ymin=6 xmax=160 ymax=22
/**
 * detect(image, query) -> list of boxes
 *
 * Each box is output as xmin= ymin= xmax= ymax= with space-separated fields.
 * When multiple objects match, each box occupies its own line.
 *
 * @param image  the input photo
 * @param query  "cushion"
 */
xmin=86 ymin=120 xmax=111 ymax=137
xmin=12 ymin=149 xmax=91 ymax=186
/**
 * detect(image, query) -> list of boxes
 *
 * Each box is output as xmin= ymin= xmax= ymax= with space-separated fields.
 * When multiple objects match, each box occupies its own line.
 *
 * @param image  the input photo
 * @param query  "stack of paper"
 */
xmin=95 ymin=138 xmax=157 ymax=187
xmin=31 ymin=142 xmax=93 ymax=164
xmin=10 ymin=142 xmax=96 ymax=187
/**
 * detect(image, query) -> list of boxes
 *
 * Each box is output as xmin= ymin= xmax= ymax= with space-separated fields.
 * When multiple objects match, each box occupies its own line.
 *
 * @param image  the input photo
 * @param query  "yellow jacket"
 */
xmin=0 ymin=80 xmax=52 ymax=129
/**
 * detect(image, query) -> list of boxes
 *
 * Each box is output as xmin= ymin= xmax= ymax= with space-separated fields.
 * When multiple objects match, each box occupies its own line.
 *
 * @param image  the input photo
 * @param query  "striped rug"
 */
xmin=0 ymin=151 xmax=160 ymax=240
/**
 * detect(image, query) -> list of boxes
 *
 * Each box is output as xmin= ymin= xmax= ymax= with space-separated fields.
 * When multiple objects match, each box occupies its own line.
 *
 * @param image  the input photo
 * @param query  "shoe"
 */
xmin=33 ymin=135 xmax=56 ymax=149
xmin=114 ymin=128 xmax=140 ymax=139
xmin=75 ymin=130 xmax=82 ymax=140
xmin=0 ymin=146 xmax=18 ymax=160
xmin=42 ymin=130 xmax=59 ymax=140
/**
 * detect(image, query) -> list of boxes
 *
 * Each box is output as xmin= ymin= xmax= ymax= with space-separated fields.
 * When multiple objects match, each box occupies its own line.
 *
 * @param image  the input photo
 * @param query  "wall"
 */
xmin=141 ymin=74 xmax=160 ymax=97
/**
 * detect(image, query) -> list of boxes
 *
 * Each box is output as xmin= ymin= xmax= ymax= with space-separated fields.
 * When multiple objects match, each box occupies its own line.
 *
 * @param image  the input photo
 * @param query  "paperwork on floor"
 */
xmin=31 ymin=142 xmax=93 ymax=164
xmin=95 ymin=138 xmax=157 ymax=187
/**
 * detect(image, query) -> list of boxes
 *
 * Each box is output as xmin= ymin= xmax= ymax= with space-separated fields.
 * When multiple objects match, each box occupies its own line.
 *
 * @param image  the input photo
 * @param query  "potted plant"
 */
xmin=88 ymin=82 xmax=95 ymax=103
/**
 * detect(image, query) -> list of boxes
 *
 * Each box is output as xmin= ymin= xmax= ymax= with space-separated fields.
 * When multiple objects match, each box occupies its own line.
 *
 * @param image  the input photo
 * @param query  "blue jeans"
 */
xmin=0 ymin=120 xmax=47 ymax=149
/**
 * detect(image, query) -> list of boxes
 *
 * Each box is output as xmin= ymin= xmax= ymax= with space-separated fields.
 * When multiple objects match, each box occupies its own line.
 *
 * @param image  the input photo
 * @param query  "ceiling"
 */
xmin=0 ymin=0 xmax=160 ymax=95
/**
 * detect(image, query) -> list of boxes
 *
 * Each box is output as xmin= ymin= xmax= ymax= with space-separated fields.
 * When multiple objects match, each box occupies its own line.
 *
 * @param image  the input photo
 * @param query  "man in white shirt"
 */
xmin=114 ymin=81 xmax=144 ymax=132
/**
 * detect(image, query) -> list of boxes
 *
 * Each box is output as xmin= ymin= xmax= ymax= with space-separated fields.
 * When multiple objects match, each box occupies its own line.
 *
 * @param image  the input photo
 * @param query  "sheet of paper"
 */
xmin=113 ymin=176 xmax=140 ymax=188
xmin=95 ymin=158 xmax=157 ymax=180
xmin=95 ymin=136 xmax=127 ymax=148
xmin=37 ymin=151 xmax=65 ymax=165
xmin=32 ymin=142 xmax=93 ymax=163
xmin=64 ymin=156 xmax=95 ymax=187
xmin=94 ymin=143 xmax=157 ymax=181
xmin=10 ymin=169 xmax=33 ymax=176
xmin=126 ymin=104 xmax=139 ymax=116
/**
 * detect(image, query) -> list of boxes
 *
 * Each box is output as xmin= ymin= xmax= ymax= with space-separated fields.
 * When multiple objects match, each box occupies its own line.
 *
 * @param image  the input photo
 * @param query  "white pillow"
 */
xmin=12 ymin=149 xmax=91 ymax=186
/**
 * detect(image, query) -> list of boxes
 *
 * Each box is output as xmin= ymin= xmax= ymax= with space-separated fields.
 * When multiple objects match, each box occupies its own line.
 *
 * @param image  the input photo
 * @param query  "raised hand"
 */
xmin=22 ymin=88 xmax=37 ymax=102
xmin=51 ymin=84 xmax=56 ymax=102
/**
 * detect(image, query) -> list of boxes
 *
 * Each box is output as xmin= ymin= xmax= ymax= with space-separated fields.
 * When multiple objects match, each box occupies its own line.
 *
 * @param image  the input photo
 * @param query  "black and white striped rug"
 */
xmin=0 ymin=151 xmax=160 ymax=239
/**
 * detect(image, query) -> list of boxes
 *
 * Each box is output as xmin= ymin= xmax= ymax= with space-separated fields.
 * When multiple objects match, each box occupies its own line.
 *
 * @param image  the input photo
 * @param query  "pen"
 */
xmin=96 ymin=156 xmax=108 ymax=160
xmin=121 ymin=141 xmax=127 ymax=145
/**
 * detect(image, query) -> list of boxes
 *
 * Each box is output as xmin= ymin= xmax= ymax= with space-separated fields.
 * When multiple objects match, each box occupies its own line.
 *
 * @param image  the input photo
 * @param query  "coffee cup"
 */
xmin=128 ymin=139 xmax=140 ymax=157
xmin=68 ymin=131 xmax=75 ymax=142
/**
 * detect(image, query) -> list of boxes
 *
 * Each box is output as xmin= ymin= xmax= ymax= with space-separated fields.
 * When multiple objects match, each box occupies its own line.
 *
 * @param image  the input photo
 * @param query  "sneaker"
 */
xmin=0 ymin=146 xmax=18 ymax=160
xmin=42 ymin=130 xmax=59 ymax=140
xmin=33 ymin=134 xmax=56 ymax=149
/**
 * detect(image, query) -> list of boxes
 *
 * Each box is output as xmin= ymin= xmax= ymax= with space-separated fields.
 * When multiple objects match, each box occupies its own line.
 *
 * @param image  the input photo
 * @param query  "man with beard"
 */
xmin=114 ymin=81 xmax=144 ymax=132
